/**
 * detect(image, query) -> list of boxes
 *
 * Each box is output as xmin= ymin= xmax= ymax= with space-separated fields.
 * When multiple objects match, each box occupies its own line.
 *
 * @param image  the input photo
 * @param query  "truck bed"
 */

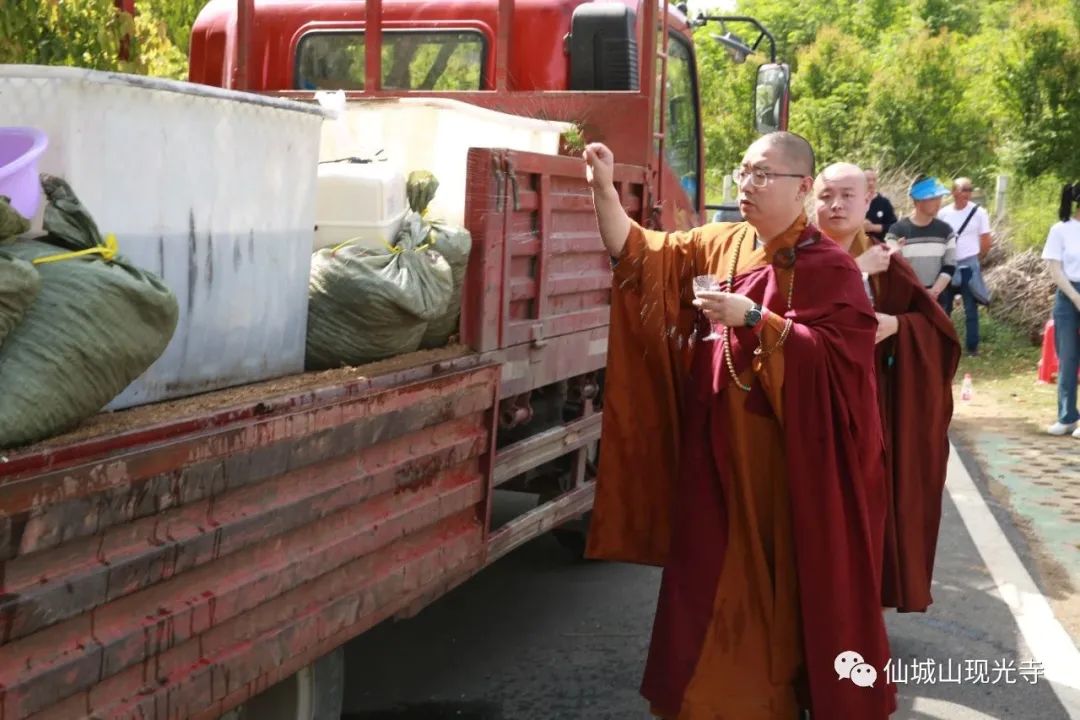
xmin=2 ymin=344 xmax=475 ymax=463
xmin=0 ymin=147 xmax=645 ymax=720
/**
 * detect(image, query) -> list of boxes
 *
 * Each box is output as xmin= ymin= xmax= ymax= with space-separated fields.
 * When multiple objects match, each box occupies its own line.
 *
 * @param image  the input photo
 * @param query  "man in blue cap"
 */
xmin=885 ymin=175 xmax=957 ymax=301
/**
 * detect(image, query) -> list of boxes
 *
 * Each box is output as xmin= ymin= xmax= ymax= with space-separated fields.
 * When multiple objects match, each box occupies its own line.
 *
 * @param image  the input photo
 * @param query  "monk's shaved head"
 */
xmin=815 ymin=162 xmax=869 ymax=193
xmin=758 ymin=131 xmax=816 ymax=177
xmin=737 ymin=132 xmax=816 ymax=241
xmin=814 ymin=161 xmax=873 ymax=248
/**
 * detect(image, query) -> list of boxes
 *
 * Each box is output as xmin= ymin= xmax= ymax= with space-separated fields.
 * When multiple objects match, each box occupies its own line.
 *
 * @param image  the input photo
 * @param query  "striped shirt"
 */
xmin=885 ymin=217 xmax=957 ymax=288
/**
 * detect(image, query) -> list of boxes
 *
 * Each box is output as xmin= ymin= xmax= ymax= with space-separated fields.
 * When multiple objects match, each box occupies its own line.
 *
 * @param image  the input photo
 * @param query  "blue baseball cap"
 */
xmin=909 ymin=176 xmax=949 ymax=201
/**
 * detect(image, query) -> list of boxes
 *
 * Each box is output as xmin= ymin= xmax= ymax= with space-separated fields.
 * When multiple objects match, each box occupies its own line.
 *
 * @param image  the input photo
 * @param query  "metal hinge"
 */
xmin=492 ymin=152 xmax=521 ymax=213
xmin=530 ymin=322 xmax=548 ymax=353
xmin=492 ymin=151 xmax=506 ymax=212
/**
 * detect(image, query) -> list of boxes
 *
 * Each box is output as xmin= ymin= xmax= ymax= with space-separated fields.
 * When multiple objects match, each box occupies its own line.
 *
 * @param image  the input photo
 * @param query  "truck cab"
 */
xmin=189 ymin=0 xmax=707 ymax=230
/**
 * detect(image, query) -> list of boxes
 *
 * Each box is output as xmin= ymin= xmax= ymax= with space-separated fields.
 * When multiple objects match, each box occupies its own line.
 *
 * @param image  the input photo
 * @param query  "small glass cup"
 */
xmin=693 ymin=274 xmax=724 ymax=341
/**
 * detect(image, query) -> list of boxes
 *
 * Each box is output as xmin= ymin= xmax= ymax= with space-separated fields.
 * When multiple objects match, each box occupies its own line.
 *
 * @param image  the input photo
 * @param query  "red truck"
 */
xmin=0 ymin=2 xmax=788 ymax=718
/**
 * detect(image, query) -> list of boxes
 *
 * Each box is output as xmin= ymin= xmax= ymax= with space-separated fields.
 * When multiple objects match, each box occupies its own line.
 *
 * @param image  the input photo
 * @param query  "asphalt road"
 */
xmin=338 ymin=452 xmax=1080 ymax=720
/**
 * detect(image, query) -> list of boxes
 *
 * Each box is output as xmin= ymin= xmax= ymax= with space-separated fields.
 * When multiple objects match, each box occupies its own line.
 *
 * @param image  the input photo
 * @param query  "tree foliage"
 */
xmin=995 ymin=6 xmax=1080 ymax=181
xmin=0 ymin=0 xmax=202 ymax=79
xmin=788 ymin=28 xmax=872 ymax=166
xmin=697 ymin=0 xmax=1080 ymax=202
xmin=692 ymin=25 xmax=758 ymax=196
xmin=859 ymin=29 xmax=992 ymax=176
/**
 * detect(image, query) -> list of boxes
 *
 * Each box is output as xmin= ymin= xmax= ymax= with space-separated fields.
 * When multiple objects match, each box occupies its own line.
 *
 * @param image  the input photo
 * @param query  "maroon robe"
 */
xmin=859 ymin=235 xmax=961 ymax=612
xmin=591 ymin=219 xmax=897 ymax=718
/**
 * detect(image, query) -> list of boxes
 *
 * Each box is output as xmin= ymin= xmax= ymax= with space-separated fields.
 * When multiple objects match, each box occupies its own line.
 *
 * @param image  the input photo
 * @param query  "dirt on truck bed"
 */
xmin=3 ymin=344 xmax=475 ymax=458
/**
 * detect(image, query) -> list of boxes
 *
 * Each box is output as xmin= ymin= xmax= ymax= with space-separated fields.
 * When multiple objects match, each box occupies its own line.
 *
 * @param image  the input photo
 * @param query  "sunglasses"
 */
xmin=956 ymin=187 xmax=973 ymax=192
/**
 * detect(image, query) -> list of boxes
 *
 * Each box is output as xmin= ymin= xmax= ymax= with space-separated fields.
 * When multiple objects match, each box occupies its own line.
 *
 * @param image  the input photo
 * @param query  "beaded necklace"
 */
xmin=721 ymin=228 xmax=797 ymax=392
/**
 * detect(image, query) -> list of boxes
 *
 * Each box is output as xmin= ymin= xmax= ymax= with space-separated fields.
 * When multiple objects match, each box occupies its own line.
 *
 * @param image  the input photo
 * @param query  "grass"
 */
xmin=951 ymin=307 xmax=1056 ymax=430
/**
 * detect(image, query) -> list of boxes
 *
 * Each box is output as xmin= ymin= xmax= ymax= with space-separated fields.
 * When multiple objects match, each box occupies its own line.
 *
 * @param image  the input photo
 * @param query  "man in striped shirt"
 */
xmin=884 ymin=175 xmax=957 ymax=300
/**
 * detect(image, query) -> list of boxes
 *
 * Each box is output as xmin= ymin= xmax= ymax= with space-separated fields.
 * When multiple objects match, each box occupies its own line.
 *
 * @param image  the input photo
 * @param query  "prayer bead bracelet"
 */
xmin=754 ymin=317 xmax=794 ymax=359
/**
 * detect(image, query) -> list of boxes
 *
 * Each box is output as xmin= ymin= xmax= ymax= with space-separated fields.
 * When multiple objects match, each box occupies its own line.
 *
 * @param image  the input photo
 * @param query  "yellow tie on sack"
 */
xmin=32 ymin=233 xmax=119 ymax=266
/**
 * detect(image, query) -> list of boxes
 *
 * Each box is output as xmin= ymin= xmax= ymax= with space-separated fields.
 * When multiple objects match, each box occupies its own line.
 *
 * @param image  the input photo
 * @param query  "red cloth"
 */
xmin=641 ymin=227 xmax=896 ymax=718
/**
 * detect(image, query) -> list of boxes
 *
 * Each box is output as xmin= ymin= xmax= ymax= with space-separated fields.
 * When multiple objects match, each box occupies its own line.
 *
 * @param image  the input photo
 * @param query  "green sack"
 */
xmin=305 ymin=212 xmax=453 ymax=370
xmin=418 ymin=220 xmax=471 ymax=348
xmin=0 ymin=177 xmax=179 ymax=449
xmin=404 ymin=172 xmax=472 ymax=349
xmin=0 ymin=194 xmax=30 ymax=239
xmin=0 ymin=198 xmax=40 ymax=348
xmin=0 ymin=250 xmax=39 ymax=349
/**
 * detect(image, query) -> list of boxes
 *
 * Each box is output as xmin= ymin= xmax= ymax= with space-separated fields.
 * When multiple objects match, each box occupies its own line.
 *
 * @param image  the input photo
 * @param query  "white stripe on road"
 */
xmin=912 ymin=697 xmax=1001 ymax=719
xmin=946 ymin=443 xmax=1080 ymax=717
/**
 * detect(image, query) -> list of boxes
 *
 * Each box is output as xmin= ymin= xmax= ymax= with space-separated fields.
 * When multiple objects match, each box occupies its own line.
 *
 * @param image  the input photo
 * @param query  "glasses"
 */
xmin=956 ymin=187 xmax=973 ymax=193
xmin=732 ymin=167 xmax=806 ymax=188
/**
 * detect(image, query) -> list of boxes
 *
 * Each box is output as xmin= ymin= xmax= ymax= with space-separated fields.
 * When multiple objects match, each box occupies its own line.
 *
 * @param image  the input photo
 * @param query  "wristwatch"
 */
xmin=744 ymin=303 xmax=764 ymax=328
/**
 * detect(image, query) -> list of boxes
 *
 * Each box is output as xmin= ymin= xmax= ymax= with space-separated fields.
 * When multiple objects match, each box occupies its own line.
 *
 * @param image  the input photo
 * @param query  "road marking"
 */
xmin=946 ymin=443 xmax=1080 ymax=718
xmin=911 ymin=697 xmax=1002 ymax=719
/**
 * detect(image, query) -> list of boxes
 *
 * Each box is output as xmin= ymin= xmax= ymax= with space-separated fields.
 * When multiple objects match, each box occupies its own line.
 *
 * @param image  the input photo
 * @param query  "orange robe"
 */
xmin=590 ymin=218 xmax=804 ymax=718
xmin=588 ymin=217 xmax=895 ymax=719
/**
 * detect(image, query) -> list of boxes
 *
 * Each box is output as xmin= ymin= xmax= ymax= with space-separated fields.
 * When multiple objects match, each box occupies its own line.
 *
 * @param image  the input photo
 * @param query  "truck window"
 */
xmin=295 ymin=30 xmax=485 ymax=91
xmin=662 ymin=34 xmax=701 ymax=206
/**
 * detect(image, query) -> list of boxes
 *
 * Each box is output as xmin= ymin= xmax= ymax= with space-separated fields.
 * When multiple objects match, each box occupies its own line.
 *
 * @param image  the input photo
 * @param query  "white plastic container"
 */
xmin=0 ymin=66 xmax=326 ymax=409
xmin=318 ymin=97 xmax=572 ymax=226
xmin=314 ymin=158 xmax=406 ymax=251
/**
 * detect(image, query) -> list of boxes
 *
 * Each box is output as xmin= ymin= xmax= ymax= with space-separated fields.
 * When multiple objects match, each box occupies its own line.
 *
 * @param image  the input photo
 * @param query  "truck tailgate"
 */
xmin=461 ymin=147 xmax=646 ymax=356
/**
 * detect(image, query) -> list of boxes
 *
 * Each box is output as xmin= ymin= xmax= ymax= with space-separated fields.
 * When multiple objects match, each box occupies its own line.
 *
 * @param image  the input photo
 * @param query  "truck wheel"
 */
xmin=218 ymin=646 xmax=344 ymax=720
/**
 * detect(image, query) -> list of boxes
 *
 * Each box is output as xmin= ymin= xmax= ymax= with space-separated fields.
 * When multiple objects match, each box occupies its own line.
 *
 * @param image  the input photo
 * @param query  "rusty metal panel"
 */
xmin=0 ymin=363 xmax=499 ymax=720
xmin=461 ymin=150 xmax=509 ymax=354
xmin=0 ymin=366 xmax=488 ymax=559
xmin=0 ymin=351 xmax=482 ymax=481
xmin=461 ymin=148 xmax=646 ymax=358
xmin=479 ymin=326 xmax=609 ymax=399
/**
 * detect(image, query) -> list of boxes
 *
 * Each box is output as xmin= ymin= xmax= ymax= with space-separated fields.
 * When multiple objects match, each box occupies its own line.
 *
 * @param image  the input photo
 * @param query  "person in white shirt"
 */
xmin=1042 ymin=183 xmax=1080 ymax=437
xmin=938 ymin=178 xmax=993 ymax=355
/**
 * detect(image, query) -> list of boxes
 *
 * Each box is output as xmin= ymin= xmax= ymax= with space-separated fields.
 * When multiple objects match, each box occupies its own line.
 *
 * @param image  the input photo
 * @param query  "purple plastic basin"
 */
xmin=0 ymin=127 xmax=48 ymax=219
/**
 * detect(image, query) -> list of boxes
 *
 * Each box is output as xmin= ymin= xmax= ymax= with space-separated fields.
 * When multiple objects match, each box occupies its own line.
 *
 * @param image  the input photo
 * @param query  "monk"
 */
xmin=584 ymin=133 xmax=896 ymax=719
xmin=814 ymin=163 xmax=961 ymax=613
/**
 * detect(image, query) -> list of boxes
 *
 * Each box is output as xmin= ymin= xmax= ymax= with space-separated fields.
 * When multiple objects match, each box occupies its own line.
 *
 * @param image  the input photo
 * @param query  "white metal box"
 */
xmin=0 ymin=66 xmax=325 ymax=408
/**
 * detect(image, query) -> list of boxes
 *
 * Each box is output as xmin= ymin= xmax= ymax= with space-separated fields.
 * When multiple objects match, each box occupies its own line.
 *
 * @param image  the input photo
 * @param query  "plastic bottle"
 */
xmin=960 ymin=373 xmax=974 ymax=402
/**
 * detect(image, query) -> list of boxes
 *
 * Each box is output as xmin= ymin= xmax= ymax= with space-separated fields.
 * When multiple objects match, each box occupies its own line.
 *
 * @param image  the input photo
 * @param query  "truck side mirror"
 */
xmin=568 ymin=3 xmax=640 ymax=91
xmin=754 ymin=63 xmax=790 ymax=134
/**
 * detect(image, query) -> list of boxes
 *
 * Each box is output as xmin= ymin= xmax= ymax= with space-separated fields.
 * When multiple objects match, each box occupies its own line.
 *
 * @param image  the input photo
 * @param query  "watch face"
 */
xmin=745 ymin=308 xmax=763 ymax=327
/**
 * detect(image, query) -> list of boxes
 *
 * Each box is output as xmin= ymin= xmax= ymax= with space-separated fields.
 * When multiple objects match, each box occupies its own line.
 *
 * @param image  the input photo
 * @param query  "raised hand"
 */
xmin=857 ymin=243 xmax=897 ymax=276
xmin=583 ymin=143 xmax=615 ymax=192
